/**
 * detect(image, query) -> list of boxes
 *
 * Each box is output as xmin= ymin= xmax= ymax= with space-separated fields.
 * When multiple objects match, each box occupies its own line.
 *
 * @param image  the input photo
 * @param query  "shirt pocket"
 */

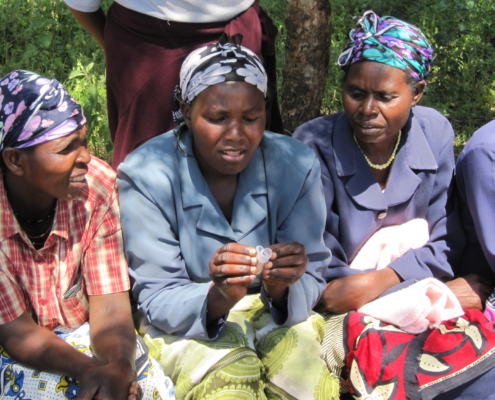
xmin=60 ymin=285 xmax=89 ymax=328
xmin=63 ymin=270 xmax=84 ymax=299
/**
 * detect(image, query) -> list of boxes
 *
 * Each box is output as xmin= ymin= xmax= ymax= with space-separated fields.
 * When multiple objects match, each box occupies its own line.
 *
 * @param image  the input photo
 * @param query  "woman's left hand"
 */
xmin=261 ymin=242 xmax=308 ymax=306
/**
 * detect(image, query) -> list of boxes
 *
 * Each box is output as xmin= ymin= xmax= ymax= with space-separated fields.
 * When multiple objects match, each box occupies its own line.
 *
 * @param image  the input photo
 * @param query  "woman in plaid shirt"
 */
xmin=0 ymin=70 xmax=174 ymax=399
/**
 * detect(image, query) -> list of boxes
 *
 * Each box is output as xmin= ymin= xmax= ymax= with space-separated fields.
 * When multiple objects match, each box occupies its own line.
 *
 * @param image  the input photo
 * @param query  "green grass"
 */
xmin=2 ymin=0 xmax=495 ymax=161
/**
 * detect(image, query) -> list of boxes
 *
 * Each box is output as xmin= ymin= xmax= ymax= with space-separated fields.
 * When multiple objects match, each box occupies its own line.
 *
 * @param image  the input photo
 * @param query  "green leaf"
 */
xmin=37 ymin=32 xmax=53 ymax=48
xmin=434 ymin=31 xmax=452 ymax=46
xmin=105 ymin=142 xmax=114 ymax=153
xmin=68 ymin=70 xmax=85 ymax=80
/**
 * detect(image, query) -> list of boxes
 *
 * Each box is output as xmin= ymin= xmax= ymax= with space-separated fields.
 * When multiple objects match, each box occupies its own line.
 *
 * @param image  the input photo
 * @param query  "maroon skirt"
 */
xmin=104 ymin=1 xmax=281 ymax=168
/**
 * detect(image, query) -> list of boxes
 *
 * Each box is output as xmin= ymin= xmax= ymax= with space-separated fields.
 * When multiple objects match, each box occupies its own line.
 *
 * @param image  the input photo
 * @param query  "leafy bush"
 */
xmin=261 ymin=0 xmax=495 ymax=150
xmin=0 ymin=0 xmax=111 ymax=161
xmin=2 ymin=0 xmax=495 ymax=160
xmin=326 ymin=0 xmax=495 ymax=150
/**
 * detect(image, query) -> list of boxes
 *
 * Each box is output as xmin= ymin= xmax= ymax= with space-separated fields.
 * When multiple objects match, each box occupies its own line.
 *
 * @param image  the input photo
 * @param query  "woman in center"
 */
xmin=118 ymin=38 xmax=339 ymax=399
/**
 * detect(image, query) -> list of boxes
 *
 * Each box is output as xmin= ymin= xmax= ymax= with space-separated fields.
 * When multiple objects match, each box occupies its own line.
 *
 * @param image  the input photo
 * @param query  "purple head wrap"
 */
xmin=0 ymin=70 xmax=86 ymax=151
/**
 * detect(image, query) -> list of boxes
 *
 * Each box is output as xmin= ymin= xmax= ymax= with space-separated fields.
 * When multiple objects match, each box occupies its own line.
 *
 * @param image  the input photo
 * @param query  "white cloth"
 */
xmin=349 ymin=219 xmax=463 ymax=334
xmin=64 ymin=0 xmax=255 ymax=23
xmin=350 ymin=218 xmax=429 ymax=271
xmin=359 ymin=278 xmax=464 ymax=334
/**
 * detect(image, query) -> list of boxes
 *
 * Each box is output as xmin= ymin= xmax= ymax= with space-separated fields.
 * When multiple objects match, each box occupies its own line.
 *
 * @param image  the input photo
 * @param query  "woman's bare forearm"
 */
xmin=89 ymin=292 xmax=136 ymax=365
xmin=316 ymin=268 xmax=402 ymax=313
xmin=206 ymin=285 xmax=240 ymax=325
xmin=0 ymin=312 xmax=98 ymax=379
xmin=67 ymin=6 xmax=106 ymax=50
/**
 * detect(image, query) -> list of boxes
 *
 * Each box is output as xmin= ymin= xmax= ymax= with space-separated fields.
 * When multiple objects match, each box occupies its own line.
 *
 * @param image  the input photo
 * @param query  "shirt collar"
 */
xmin=51 ymin=199 xmax=69 ymax=240
xmin=333 ymin=110 xmax=437 ymax=176
xmin=403 ymin=109 xmax=438 ymax=170
xmin=0 ymin=173 xmax=20 ymax=241
xmin=0 ymin=173 xmax=70 ymax=242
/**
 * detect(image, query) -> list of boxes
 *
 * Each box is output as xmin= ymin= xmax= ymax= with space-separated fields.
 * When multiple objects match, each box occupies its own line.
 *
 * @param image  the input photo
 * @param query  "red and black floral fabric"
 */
xmin=343 ymin=310 xmax=495 ymax=400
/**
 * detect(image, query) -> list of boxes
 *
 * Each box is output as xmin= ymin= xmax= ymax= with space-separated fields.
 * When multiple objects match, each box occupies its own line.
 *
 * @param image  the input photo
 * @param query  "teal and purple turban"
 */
xmin=0 ymin=70 xmax=86 ymax=151
xmin=338 ymin=10 xmax=433 ymax=81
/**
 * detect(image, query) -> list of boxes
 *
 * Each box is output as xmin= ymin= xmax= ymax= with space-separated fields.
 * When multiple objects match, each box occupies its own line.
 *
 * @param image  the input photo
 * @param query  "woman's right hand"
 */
xmin=315 ymin=268 xmax=401 ymax=314
xmin=445 ymin=274 xmax=494 ymax=310
xmin=0 ymin=312 xmax=140 ymax=400
xmin=76 ymin=358 xmax=141 ymax=400
xmin=209 ymin=243 xmax=258 ymax=303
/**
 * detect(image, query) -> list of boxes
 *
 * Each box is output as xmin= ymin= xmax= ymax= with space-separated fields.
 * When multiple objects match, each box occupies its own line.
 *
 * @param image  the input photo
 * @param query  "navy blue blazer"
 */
xmin=294 ymin=106 xmax=465 ymax=285
xmin=456 ymin=120 xmax=495 ymax=277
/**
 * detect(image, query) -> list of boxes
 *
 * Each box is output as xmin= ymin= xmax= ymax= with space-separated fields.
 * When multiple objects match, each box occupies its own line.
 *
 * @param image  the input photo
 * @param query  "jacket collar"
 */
xmin=177 ymin=130 xmax=267 ymax=241
xmin=333 ymin=110 xmax=438 ymax=210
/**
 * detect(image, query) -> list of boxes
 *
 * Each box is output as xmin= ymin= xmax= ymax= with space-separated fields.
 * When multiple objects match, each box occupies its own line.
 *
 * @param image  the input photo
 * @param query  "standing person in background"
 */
xmin=64 ymin=0 xmax=283 ymax=168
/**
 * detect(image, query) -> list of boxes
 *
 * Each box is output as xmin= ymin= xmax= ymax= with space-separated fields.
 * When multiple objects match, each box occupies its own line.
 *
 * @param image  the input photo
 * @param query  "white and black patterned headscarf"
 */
xmin=172 ymin=34 xmax=268 ymax=131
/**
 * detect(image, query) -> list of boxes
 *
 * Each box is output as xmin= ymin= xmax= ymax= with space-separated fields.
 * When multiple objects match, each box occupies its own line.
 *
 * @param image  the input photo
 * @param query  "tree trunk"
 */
xmin=281 ymin=0 xmax=331 ymax=133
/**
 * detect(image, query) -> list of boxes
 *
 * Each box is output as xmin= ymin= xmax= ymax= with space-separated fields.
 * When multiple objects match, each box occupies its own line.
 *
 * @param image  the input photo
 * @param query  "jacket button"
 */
xmin=377 ymin=212 xmax=387 ymax=219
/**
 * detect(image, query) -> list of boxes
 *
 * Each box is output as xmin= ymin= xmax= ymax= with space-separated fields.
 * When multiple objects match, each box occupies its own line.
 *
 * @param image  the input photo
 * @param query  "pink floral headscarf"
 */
xmin=0 ymin=70 xmax=86 ymax=151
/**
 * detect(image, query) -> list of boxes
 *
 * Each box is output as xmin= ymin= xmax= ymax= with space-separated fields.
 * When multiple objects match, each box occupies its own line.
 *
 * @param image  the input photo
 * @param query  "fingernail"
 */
xmin=251 ymin=267 xmax=257 ymax=275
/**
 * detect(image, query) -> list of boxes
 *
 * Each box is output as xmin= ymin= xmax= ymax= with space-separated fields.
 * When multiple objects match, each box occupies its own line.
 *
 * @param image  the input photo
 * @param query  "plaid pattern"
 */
xmin=0 ymin=157 xmax=130 ymax=330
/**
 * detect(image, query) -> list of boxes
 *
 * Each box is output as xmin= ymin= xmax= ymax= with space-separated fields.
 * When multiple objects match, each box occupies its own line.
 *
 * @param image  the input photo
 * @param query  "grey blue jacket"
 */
xmin=117 ymin=130 xmax=330 ymax=340
xmin=456 ymin=119 xmax=495 ymax=277
xmin=293 ymin=106 xmax=465 ymax=288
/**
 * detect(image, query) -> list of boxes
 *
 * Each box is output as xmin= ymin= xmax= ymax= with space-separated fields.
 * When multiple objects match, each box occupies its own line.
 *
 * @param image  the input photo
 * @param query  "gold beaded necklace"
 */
xmin=354 ymin=130 xmax=402 ymax=170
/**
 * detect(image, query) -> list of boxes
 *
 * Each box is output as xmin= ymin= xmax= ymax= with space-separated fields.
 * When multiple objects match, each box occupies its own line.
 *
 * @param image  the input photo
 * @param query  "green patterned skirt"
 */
xmin=142 ymin=295 xmax=339 ymax=400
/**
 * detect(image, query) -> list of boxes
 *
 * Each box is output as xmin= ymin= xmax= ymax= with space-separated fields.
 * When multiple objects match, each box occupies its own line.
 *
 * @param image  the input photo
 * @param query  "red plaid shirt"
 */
xmin=0 ymin=157 xmax=130 ymax=330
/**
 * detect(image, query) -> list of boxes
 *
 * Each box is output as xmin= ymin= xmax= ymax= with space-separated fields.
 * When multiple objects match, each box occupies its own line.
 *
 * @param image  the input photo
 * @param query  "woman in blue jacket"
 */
xmin=456 ymin=121 xmax=495 ymax=317
xmin=118 ymin=37 xmax=338 ymax=399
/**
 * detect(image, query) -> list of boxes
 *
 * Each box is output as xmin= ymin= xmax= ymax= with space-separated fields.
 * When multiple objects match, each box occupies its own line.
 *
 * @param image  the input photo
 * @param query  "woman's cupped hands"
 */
xmin=209 ymin=242 xmax=308 ymax=306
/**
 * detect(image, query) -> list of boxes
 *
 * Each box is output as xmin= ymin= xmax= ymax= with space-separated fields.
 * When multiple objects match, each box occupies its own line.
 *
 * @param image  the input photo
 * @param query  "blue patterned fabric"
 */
xmin=0 ymin=323 xmax=175 ymax=399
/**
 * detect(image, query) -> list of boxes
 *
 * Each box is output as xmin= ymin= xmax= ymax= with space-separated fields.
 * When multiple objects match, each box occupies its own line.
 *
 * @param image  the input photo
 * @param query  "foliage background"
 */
xmin=1 ymin=0 xmax=495 ymax=161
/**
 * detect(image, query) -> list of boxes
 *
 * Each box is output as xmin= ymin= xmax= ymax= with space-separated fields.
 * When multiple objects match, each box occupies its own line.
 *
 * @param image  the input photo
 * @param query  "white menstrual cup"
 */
xmin=256 ymin=245 xmax=272 ymax=274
